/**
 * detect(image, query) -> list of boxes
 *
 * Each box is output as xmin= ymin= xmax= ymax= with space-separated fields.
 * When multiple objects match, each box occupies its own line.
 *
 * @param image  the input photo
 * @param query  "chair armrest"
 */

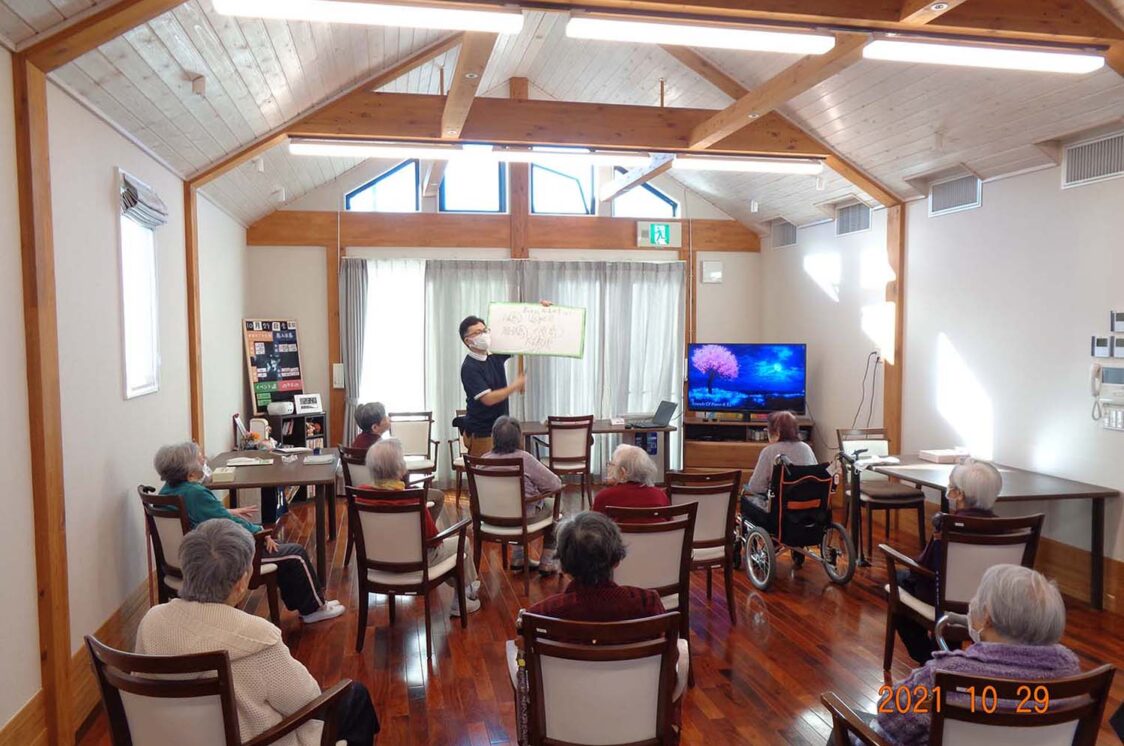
xmin=879 ymin=544 xmax=933 ymax=580
xmin=821 ymin=693 xmax=889 ymax=746
xmin=243 ymin=680 xmax=351 ymax=746
xmin=430 ymin=516 xmax=471 ymax=545
xmin=251 ymin=530 xmax=274 ymax=579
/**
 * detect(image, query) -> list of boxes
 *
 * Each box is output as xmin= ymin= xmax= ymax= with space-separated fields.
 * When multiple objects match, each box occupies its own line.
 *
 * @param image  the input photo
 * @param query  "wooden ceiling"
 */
xmin=7 ymin=0 xmax=1124 ymax=230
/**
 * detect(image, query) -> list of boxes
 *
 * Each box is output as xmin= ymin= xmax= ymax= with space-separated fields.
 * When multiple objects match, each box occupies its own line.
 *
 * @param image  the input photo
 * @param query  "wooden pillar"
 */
xmin=508 ymin=77 xmax=529 ymax=260
xmin=884 ymin=203 xmax=906 ymax=453
xmin=12 ymin=54 xmax=73 ymax=746
xmin=184 ymin=184 xmax=204 ymax=447
xmin=327 ymin=235 xmax=343 ymax=445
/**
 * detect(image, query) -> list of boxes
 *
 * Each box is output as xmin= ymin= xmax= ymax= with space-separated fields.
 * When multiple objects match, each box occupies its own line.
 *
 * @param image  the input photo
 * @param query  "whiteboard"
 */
xmin=488 ymin=303 xmax=586 ymax=358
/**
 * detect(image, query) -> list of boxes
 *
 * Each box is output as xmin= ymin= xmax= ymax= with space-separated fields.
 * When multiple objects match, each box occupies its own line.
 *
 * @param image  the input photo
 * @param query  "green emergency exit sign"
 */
xmin=636 ymin=221 xmax=682 ymax=248
xmin=650 ymin=223 xmax=671 ymax=245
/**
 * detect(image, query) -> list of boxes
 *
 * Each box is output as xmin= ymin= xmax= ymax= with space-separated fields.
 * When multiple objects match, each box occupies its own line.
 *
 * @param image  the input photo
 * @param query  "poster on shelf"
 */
xmin=243 ymin=319 xmax=304 ymax=414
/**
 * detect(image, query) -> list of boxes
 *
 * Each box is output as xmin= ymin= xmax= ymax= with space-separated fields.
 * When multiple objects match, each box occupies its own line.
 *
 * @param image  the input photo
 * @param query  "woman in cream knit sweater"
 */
xmin=136 ymin=520 xmax=379 ymax=746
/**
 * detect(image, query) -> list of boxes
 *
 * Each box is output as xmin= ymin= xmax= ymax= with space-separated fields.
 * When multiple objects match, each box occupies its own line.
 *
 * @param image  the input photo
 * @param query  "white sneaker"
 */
xmin=326 ymin=599 xmax=343 ymax=609
xmin=301 ymin=603 xmax=346 ymax=624
xmin=450 ymin=594 xmax=481 ymax=617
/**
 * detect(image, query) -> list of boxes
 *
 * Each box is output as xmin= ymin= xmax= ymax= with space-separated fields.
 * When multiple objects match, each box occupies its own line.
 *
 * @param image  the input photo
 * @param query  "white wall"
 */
xmin=905 ymin=167 xmax=1124 ymax=560
xmin=0 ymin=46 xmax=43 ymax=730
xmin=760 ymin=210 xmax=890 ymax=458
xmin=198 ymin=196 xmax=248 ymax=452
xmin=245 ymin=246 xmax=330 ymax=401
xmin=48 ymin=83 xmax=191 ymax=651
xmin=695 ymin=251 xmax=761 ymax=343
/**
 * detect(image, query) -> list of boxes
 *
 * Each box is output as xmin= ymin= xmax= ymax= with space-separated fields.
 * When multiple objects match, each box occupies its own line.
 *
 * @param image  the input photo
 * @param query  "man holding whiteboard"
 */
xmin=457 ymin=301 xmax=549 ymax=456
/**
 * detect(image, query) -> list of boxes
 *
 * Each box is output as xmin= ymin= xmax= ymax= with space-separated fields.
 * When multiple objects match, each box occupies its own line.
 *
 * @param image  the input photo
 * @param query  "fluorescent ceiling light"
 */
xmin=290 ymin=139 xmax=824 ymax=174
xmin=674 ymin=157 xmax=824 ymax=175
xmin=863 ymin=39 xmax=1104 ymax=74
xmin=566 ymin=15 xmax=836 ymax=55
xmin=212 ymin=0 xmax=524 ymax=34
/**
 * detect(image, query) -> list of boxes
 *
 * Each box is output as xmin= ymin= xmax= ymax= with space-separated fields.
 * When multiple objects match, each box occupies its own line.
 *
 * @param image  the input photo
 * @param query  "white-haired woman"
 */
xmin=358 ymin=438 xmax=481 ymax=616
xmin=154 ymin=442 xmax=344 ymax=625
xmin=592 ymin=444 xmax=670 ymax=516
xmin=895 ymin=459 xmax=1001 ymax=663
xmin=849 ymin=564 xmax=1080 ymax=746
xmin=136 ymin=520 xmax=380 ymax=746
xmin=481 ymin=416 xmax=563 ymax=574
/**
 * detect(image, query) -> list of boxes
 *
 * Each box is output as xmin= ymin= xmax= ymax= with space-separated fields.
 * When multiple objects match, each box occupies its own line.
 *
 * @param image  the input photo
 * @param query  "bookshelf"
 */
xmin=268 ymin=411 xmax=329 ymax=451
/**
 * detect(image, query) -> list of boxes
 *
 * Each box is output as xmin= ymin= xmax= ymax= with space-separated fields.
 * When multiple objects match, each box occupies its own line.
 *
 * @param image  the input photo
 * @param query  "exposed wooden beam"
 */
xmin=477 ymin=0 xmax=1124 ymax=44
xmin=292 ymin=92 xmax=830 ymax=157
xmin=661 ymin=44 xmax=900 ymax=206
xmin=598 ymin=153 xmax=675 ymax=202
xmin=185 ymin=184 xmax=203 ymax=447
xmin=12 ymin=55 xmax=73 ymax=746
xmin=441 ymin=32 xmax=497 ymax=139
xmin=24 ymin=0 xmax=184 ymax=72
xmin=422 ymin=160 xmax=447 ymax=198
xmin=689 ymin=33 xmax=868 ymax=150
xmin=900 ymin=0 xmax=970 ymax=25
xmin=508 ymin=77 xmax=530 ymax=259
xmin=1107 ymin=42 xmax=1124 ymax=75
xmin=884 ymin=203 xmax=907 ymax=453
xmin=189 ymin=32 xmax=463 ymax=188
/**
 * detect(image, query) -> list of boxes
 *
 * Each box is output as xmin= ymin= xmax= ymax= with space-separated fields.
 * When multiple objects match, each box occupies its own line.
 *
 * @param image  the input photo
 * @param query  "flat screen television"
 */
xmin=687 ymin=343 xmax=807 ymax=414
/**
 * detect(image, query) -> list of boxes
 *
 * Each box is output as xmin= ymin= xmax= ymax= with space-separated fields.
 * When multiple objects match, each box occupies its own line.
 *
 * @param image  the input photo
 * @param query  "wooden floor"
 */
xmin=80 ymin=489 xmax=1124 ymax=745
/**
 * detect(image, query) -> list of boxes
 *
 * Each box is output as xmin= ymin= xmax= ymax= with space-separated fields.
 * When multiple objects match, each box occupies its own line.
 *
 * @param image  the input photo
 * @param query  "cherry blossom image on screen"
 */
xmin=688 ymin=343 xmax=806 ymax=413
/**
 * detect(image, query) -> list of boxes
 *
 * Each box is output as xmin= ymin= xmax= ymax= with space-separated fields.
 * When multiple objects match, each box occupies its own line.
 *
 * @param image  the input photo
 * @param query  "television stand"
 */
xmin=682 ymin=415 xmax=815 ymax=473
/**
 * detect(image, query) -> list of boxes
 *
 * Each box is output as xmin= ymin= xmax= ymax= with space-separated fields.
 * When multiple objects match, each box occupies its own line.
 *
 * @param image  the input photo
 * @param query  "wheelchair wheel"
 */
xmin=744 ymin=526 xmax=776 ymax=591
xmin=820 ymin=522 xmax=856 ymax=585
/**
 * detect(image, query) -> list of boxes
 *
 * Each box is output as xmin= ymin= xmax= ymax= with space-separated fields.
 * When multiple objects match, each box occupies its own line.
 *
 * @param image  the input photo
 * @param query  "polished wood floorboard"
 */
xmin=80 ymin=490 xmax=1124 ymax=745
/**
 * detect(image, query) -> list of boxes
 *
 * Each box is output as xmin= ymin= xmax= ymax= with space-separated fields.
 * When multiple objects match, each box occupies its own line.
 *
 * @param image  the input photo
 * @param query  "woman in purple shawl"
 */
xmin=839 ymin=564 xmax=1080 ymax=746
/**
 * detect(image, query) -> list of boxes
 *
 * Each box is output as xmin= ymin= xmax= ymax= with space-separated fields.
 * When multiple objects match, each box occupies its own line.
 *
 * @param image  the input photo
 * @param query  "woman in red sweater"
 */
xmin=592 ymin=444 xmax=670 ymax=515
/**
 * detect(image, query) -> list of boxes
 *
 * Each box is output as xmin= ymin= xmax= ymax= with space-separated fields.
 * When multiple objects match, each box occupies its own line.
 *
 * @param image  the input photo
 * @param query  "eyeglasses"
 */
xmin=464 ymin=326 xmax=490 ymax=339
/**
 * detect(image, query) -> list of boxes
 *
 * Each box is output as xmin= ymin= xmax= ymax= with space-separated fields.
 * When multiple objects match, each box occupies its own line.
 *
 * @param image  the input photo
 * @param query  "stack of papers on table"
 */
xmin=919 ymin=448 xmax=969 ymax=464
xmin=225 ymin=457 xmax=274 ymax=467
xmin=303 ymin=454 xmax=336 ymax=465
xmin=274 ymin=446 xmax=312 ymax=454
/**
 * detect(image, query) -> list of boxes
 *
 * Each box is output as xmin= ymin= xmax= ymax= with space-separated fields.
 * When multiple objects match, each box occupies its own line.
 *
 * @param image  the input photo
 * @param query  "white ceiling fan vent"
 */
xmin=835 ymin=202 xmax=871 ymax=235
xmin=772 ymin=220 xmax=797 ymax=248
xmin=929 ymin=175 xmax=981 ymax=217
xmin=1063 ymin=132 xmax=1124 ymax=188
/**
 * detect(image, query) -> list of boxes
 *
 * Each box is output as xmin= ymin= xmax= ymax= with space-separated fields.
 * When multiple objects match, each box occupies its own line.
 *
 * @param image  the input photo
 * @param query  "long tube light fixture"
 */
xmin=289 ymin=139 xmax=825 ymax=175
xmin=864 ymin=38 xmax=1104 ymax=74
xmin=566 ymin=14 xmax=836 ymax=55
xmin=212 ymin=0 xmax=524 ymax=34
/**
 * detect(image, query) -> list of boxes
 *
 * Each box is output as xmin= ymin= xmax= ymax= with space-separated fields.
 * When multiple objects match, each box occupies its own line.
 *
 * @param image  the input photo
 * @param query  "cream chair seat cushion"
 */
xmin=453 ymin=456 xmax=465 ymax=469
xmin=885 ymin=583 xmax=935 ymax=619
xmin=480 ymin=515 xmax=554 ymax=537
xmin=367 ymin=543 xmax=462 ymax=586
xmin=505 ymin=638 xmax=691 ymax=702
xmin=405 ymin=456 xmax=436 ymax=472
xmin=692 ymin=546 xmax=726 ymax=563
xmin=259 ymin=563 xmax=277 ymax=576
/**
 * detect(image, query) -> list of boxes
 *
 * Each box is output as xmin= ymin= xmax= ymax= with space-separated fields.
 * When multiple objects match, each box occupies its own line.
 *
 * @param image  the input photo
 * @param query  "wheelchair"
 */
xmin=736 ymin=458 xmax=856 ymax=591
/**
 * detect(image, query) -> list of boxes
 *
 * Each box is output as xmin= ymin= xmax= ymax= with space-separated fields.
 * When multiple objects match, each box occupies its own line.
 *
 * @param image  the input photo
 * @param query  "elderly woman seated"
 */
xmin=744 ymin=410 xmax=816 ymax=506
xmin=155 ymin=442 xmax=344 ymax=624
xmin=481 ymin=416 xmax=563 ymax=574
xmin=136 ymin=520 xmax=380 ymax=746
xmin=592 ymin=443 xmax=670 ymax=515
xmin=508 ymin=513 xmax=688 ymax=712
xmin=834 ymin=564 xmax=1080 ymax=746
xmin=352 ymin=401 xmax=390 ymax=453
xmin=895 ymin=459 xmax=1001 ymax=663
xmin=360 ymin=438 xmax=481 ymax=616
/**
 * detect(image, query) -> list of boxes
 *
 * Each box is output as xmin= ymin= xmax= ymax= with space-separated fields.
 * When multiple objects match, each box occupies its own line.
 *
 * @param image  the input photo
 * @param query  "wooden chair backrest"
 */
xmin=346 ymin=486 xmax=430 ymax=577
xmin=546 ymin=415 xmax=595 ymax=469
xmin=931 ymin=665 xmax=1115 ymax=746
xmin=85 ymin=635 xmax=241 ymax=746
xmin=389 ymin=411 xmax=434 ymax=458
xmin=338 ymin=444 xmax=369 ymax=488
xmin=464 ymin=455 xmax=530 ymax=529
xmin=603 ymin=503 xmax=697 ymax=607
xmin=665 ymin=470 xmax=741 ymax=549
xmin=520 ymin=611 xmax=681 ymax=745
xmin=138 ymin=486 xmax=190 ymax=579
xmin=938 ymin=513 xmax=1045 ymax=613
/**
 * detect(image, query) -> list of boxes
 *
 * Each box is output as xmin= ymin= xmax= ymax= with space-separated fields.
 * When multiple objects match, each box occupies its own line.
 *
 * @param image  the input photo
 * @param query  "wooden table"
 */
xmin=872 ymin=455 xmax=1119 ymax=610
xmin=520 ymin=419 xmax=677 ymax=481
xmin=211 ymin=449 xmax=339 ymax=578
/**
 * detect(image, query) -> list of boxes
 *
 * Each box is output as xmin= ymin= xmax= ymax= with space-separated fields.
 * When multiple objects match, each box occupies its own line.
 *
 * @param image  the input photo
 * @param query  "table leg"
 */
xmin=327 ymin=482 xmax=337 ymax=541
xmin=1092 ymin=497 xmax=1105 ymax=611
xmin=230 ymin=488 xmax=239 ymax=510
xmin=315 ymin=486 xmax=327 ymax=579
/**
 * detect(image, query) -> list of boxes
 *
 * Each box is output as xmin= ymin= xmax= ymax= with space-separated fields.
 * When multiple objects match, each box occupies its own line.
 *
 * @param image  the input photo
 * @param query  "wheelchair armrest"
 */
xmin=935 ymin=612 xmax=971 ymax=652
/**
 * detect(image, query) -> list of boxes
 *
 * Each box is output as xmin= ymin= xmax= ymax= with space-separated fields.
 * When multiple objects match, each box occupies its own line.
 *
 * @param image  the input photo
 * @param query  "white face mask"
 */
xmin=201 ymin=462 xmax=213 ymax=483
xmin=472 ymin=332 xmax=492 ymax=352
xmin=968 ymin=608 xmax=983 ymax=643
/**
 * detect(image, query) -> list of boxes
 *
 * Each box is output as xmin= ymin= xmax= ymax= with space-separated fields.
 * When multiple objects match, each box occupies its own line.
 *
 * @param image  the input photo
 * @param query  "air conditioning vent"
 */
xmin=836 ymin=202 xmax=871 ymax=235
xmin=929 ymin=175 xmax=981 ymax=216
xmin=772 ymin=220 xmax=797 ymax=248
xmin=1063 ymin=132 xmax=1124 ymax=188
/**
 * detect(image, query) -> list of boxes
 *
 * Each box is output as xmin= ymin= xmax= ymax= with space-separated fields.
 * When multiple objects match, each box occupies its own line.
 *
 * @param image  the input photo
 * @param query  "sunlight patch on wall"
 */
xmin=802 ymin=252 xmax=841 ymax=303
xmin=860 ymin=245 xmax=895 ymax=291
xmin=861 ymin=301 xmax=896 ymax=365
xmin=936 ymin=332 xmax=994 ymax=459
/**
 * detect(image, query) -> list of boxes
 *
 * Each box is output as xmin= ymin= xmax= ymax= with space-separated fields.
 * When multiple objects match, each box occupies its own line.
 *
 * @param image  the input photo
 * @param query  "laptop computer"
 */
xmin=626 ymin=400 xmax=677 ymax=429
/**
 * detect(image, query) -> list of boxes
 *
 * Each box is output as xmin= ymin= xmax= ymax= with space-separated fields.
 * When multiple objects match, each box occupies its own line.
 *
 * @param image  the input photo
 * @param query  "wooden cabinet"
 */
xmin=681 ymin=416 xmax=814 ymax=475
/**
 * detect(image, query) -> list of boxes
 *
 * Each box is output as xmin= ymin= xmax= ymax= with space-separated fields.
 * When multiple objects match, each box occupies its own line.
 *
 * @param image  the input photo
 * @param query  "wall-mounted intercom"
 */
xmin=1111 ymin=311 xmax=1124 ymax=333
xmin=1092 ymin=336 xmax=1112 ymax=358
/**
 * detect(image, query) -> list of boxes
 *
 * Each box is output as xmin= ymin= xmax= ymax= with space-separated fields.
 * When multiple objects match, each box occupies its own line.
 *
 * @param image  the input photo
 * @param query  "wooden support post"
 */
xmin=185 ymin=184 xmax=204 ymax=447
xmin=509 ymin=77 xmax=530 ymax=260
xmin=328 ymin=231 xmax=343 ymax=447
xmin=884 ymin=204 xmax=907 ymax=453
xmin=12 ymin=54 xmax=73 ymax=746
